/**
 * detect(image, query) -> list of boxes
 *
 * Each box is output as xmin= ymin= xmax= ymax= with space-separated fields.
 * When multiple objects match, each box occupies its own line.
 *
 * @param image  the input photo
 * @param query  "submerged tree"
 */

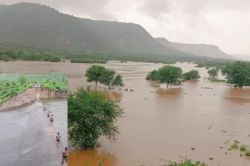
xmin=111 ymin=74 xmax=124 ymax=88
xmin=100 ymin=69 xmax=124 ymax=89
xmin=208 ymin=68 xmax=219 ymax=78
xmin=86 ymin=65 xmax=124 ymax=90
xmin=68 ymin=89 xmax=122 ymax=149
xmin=100 ymin=68 xmax=115 ymax=89
xmin=85 ymin=65 xmax=106 ymax=90
xmin=146 ymin=70 xmax=159 ymax=80
xmin=146 ymin=65 xmax=183 ymax=87
xmin=222 ymin=61 xmax=250 ymax=88
xmin=183 ymin=70 xmax=200 ymax=81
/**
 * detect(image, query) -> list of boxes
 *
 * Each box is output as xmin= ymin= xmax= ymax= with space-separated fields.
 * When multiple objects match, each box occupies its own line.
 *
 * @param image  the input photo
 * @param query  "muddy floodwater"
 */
xmin=1 ymin=61 xmax=250 ymax=166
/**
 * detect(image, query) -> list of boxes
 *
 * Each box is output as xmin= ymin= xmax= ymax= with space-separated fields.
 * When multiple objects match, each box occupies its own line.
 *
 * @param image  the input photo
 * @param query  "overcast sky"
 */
xmin=1 ymin=0 xmax=250 ymax=56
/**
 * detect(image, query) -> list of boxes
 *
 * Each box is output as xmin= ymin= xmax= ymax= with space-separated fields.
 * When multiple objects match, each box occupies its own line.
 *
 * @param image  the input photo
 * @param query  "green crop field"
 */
xmin=0 ymin=73 xmax=67 ymax=104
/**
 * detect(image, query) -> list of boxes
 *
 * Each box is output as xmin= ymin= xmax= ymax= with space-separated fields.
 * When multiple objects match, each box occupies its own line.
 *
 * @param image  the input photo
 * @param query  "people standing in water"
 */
xmin=56 ymin=132 xmax=61 ymax=142
xmin=44 ymin=104 xmax=65 ymax=166
xmin=61 ymin=147 xmax=68 ymax=165
xmin=50 ymin=114 xmax=54 ymax=123
xmin=47 ymin=111 xmax=50 ymax=117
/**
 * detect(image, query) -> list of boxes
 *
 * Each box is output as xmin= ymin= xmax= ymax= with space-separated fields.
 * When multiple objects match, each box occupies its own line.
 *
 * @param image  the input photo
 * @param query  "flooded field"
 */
xmin=0 ymin=100 xmax=66 ymax=166
xmin=1 ymin=61 xmax=250 ymax=166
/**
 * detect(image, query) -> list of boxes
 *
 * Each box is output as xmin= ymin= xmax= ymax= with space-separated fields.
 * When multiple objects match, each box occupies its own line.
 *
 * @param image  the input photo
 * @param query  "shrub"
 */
xmin=68 ymin=89 xmax=122 ymax=149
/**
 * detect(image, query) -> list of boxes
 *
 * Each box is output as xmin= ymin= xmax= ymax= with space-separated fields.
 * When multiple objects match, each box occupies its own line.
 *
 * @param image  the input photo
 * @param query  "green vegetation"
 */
xmin=146 ymin=70 xmax=160 ymax=81
xmin=86 ymin=65 xmax=106 ymax=90
xmin=168 ymin=160 xmax=206 ymax=166
xmin=0 ymin=79 xmax=30 ymax=104
xmin=240 ymin=145 xmax=246 ymax=152
xmin=208 ymin=68 xmax=219 ymax=79
xmin=70 ymin=59 xmax=107 ymax=64
xmin=0 ymin=50 xmax=61 ymax=62
xmin=100 ymin=69 xmax=123 ymax=89
xmin=0 ymin=48 xmax=236 ymax=68
xmin=183 ymin=70 xmax=200 ymax=81
xmin=229 ymin=142 xmax=250 ymax=158
xmin=72 ymin=52 xmax=234 ymax=67
xmin=222 ymin=61 xmax=250 ymax=88
xmin=68 ymin=89 xmax=122 ymax=149
xmin=146 ymin=65 xmax=183 ymax=87
xmin=86 ymin=65 xmax=124 ymax=90
xmin=157 ymin=66 xmax=183 ymax=87
xmin=229 ymin=140 xmax=239 ymax=150
xmin=246 ymin=150 xmax=250 ymax=157
xmin=0 ymin=73 xmax=67 ymax=104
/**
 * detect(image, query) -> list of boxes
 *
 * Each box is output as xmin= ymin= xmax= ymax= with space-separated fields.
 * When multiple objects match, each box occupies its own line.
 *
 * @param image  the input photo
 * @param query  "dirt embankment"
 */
xmin=0 ymin=87 xmax=67 ymax=111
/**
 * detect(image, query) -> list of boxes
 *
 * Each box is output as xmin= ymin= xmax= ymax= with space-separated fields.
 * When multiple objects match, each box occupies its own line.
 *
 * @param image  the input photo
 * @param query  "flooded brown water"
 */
xmin=1 ymin=61 xmax=250 ymax=166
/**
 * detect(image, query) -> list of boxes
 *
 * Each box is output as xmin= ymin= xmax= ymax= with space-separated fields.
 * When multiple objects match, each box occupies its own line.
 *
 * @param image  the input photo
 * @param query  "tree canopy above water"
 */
xmin=208 ymin=68 xmax=219 ymax=78
xmin=85 ymin=65 xmax=124 ymax=90
xmin=68 ymin=89 xmax=122 ymax=149
xmin=222 ymin=61 xmax=250 ymax=88
xmin=146 ymin=65 xmax=183 ymax=87
xmin=183 ymin=70 xmax=200 ymax=81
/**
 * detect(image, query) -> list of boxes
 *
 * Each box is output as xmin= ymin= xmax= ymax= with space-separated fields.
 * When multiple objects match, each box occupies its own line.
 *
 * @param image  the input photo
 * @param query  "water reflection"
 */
xmin=224 ymin=87 xmax=250 ymax=103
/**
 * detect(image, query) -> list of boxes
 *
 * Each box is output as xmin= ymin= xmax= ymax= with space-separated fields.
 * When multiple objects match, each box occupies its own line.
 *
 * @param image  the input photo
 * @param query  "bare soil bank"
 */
xmin=0 ymin=87 xmax=67 ymax=111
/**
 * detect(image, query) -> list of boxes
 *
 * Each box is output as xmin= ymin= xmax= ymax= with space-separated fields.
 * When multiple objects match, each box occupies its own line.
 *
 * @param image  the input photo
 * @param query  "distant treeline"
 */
xmin=70 ymin=59 xmax=107 ymax=64
xmin=0 ymin=50 xmax=61 ymax=62
xmin=0 ymin=49 xmax=236 ymax=68
xmin=68 ymin=52 xmax=234 ymax=67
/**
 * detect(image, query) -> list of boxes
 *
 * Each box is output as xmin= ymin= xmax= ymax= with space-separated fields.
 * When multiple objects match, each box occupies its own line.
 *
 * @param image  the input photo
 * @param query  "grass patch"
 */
xmin=168 ymin=160 xmax=207 ymax=166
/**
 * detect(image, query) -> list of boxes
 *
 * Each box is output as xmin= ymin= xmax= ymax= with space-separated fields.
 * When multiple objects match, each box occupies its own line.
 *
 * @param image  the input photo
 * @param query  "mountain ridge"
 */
xmin=156 ymin=37 xmax=229 ymax=59
xmin=0 ymin=2 xmax=230 ymax=60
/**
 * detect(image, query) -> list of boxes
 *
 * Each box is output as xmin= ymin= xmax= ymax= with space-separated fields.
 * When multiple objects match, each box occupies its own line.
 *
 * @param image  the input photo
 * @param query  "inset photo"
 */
xmin=0 ymin=73 xmax=68 ymax=166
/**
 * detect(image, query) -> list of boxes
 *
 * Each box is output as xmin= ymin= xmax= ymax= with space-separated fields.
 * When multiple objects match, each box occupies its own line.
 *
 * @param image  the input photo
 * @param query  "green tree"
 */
xmin=183 ymin=70 xmax=200 ymax=81
xmin=100 ymin=69 xmax=115 ymax=89
xmin=208 ymin=68 xmax=218 ymax=78
xmin=100 ymin=69 xmax=124 ymax=89
xmin=85 ymin=65 xmax=106 ymax=90
xmin=158 ymin=66 xmax=183 ymax=87
xmin=68 ymin=89 xmax=122 ymax=149
xmin=146 ymin=66 xmax=183 ymax=87
xmin=146 ymin=70 xmax=159 ymax=80
xmin=111 ymin=74 xmax=124 ymax=88
xmin=86 ymin=65 xmax=124 ymax=90
xmin=222 ymin=61 xmax=250 ymax=88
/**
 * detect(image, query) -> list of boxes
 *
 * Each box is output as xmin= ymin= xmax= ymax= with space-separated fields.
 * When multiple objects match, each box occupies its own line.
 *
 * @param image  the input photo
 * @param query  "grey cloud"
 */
xmin=0 ymin=0 xmax=115 ymax=20
xmin=140 ymin=0 xmax=170 ymax=18
xmin=57 ymin=0 xmax=115 ymax=20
